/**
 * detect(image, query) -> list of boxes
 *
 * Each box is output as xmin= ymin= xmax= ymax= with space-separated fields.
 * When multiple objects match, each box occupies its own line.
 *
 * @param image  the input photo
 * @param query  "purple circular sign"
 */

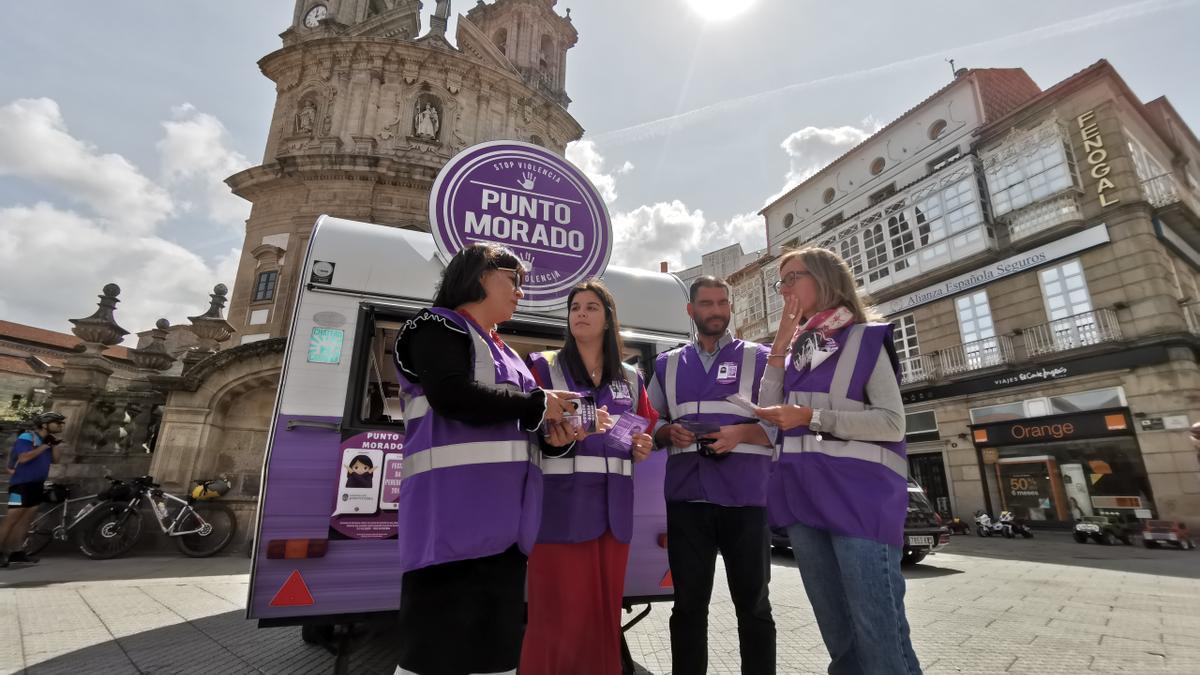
xmin=429 ymin=141 xmax=613 ymax=309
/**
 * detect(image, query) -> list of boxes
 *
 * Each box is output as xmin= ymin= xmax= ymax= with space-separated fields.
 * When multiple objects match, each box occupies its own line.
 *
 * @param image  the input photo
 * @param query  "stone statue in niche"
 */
xmin=414 ymin=100 xmax=440 ymax=140
xmin=296 ymin=99 xmax=317 ymax=135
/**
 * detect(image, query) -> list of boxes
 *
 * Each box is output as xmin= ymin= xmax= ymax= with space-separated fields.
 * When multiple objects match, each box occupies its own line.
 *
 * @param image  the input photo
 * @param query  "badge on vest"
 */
xmin=716 ymin=361 xmax=739 ymax=384
xmin=608 ymin=379 xmax=632 ymax=402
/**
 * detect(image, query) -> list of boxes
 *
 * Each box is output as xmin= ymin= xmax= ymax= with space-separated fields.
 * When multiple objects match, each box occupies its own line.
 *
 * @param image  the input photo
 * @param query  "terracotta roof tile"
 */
xmin=0 ymin=354 xmax=48 ymax=377
xmin=0 ymin=320 xmax=131 ymax=361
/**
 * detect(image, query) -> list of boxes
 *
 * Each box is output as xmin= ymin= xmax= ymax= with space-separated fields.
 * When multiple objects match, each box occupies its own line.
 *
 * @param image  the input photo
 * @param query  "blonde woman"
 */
xmin=755 ymin=248 xmax=921 ymax=674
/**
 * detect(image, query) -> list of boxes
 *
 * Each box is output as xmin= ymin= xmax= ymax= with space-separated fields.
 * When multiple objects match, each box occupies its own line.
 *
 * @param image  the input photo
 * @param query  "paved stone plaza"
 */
xmin=2 ymin=533 xmax=1198 ymax=674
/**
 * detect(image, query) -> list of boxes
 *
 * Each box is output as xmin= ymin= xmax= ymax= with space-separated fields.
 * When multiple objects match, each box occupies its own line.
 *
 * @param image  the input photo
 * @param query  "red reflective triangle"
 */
xmin=660 ymin=569 xmax=673 ymax=588
xmin=270 ymin=570 xmax=314 ymax=607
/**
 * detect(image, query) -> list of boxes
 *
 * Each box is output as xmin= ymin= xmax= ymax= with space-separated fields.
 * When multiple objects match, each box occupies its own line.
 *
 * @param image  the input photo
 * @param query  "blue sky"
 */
xmin=2 ymin=0 xmax=1198 ymax=335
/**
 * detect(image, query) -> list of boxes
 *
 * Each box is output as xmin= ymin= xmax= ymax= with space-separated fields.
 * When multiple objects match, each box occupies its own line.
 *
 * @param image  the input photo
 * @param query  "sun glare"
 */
xmin=684 ymin=0 xmax=756 ymax=22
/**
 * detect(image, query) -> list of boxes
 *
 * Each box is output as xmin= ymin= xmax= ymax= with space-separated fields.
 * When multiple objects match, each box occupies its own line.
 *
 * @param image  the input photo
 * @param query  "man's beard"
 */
xmin=696 ymin=315 xmax=729 ymax=337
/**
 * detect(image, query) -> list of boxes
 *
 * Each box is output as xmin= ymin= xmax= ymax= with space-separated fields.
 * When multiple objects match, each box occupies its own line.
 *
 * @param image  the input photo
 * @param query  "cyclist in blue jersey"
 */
xmin=1 ymin=412 xmax=66 ymax=567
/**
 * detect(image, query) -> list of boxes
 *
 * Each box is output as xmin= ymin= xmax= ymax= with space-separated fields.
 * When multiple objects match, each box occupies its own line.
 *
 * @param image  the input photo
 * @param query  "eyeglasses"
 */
xmin=773 ymin=270 xmax=812 ymax=292
xmin=492 ymin=266 xmax=526 ymax=289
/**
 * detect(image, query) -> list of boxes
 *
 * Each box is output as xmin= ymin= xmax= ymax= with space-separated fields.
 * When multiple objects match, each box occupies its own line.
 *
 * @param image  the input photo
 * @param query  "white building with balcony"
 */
xmin=743 ymin=60 xmax=1200 ymax=529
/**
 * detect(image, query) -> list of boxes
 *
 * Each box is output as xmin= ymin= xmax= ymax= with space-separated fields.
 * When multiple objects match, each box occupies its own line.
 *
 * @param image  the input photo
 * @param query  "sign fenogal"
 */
xmin=429 ymin=141 xmax=613 ymax=309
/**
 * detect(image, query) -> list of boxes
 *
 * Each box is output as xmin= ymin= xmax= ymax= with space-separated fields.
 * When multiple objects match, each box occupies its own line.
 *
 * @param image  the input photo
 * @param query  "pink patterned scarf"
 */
xmin=790 ymin=306 xmax=855 ymax=371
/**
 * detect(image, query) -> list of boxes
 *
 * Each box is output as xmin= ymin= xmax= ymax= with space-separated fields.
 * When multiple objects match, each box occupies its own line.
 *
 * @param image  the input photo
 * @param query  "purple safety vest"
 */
xmin=654 ymin=339 xmax=773 ymax=507
xmin=394 ymin=308 xmax=542 ymax=572
xmin=527 ymin=351 xmax=641 ymax=544
xmin=767 ymin=323 xmax=909 ymax=548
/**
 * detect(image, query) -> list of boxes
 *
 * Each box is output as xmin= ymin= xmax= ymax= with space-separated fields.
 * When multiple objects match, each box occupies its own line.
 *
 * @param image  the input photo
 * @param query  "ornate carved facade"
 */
xmin=225 ymin=0 xmax=583 ymax=341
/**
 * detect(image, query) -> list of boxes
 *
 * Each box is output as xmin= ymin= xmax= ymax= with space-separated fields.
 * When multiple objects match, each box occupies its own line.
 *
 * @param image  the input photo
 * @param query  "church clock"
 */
xmin=303 ymin=4 xmax=327 ymax=28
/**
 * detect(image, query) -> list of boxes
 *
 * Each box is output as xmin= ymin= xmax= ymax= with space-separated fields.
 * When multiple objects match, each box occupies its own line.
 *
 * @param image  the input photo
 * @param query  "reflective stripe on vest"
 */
xmin=829 ymin=325 xmax=867 ymax=412
xmin=779 ymin=435 xmax=907 ymax=477
xmin=664 ymin=342 xmax=763 ymax=458
xmin=781 ymin=323 xmax=903 ymax=476
xmin=663 ymin=342 xmax=757 ymax=417
xmin=542 ymin=455 xmax=633 ymax=477
xmin=402 ymin=384 xmax=521 ymax=425
xmin=402 ymin=440 xmax=531 ymax=478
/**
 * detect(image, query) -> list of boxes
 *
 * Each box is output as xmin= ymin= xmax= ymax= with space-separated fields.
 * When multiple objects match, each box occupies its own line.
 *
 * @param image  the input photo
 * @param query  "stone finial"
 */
xmin=69 ymin=283 xmax=129 ymax=352
xmin=187 ymin=284 xmax=235 ymax=349
xmin=128 ymin=318 xmax=176 ymax=373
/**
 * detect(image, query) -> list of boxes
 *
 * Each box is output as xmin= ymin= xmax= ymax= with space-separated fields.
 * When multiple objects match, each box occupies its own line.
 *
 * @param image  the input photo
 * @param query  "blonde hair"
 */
xmin=777 ymin=247 xmax=881 ymax=323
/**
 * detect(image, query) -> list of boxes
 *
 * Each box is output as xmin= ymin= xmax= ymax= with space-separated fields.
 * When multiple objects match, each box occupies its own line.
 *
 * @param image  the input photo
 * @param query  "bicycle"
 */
xmin=79 ymin=475 xmax=237 ymax=559
xmin=21 ymin=480 xmax=125 ymax=556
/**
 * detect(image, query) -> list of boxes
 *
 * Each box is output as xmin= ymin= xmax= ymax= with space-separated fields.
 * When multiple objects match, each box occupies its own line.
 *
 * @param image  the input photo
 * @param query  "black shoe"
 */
xmin=7 ymin=551 xmax=38 ymax=565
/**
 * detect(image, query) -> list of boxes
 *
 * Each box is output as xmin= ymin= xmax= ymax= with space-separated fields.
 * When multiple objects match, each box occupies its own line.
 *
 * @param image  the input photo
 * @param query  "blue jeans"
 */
xmin=787 ymin=522 xmax=921 ymax=675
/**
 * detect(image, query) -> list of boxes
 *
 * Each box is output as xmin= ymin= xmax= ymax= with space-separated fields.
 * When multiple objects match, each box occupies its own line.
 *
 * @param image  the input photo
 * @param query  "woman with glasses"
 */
xmin=520 ymin=280 xmax=657 ymax=675
xmin=755 ymin=248 xmax=921 ymax=674
xmin=392 ymin=243 xmax=584 ymax=675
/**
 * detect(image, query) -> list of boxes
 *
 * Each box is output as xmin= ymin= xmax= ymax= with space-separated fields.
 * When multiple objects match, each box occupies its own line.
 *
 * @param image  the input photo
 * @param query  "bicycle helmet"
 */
xmin=33 ymin=412 xmax=66 ymax=427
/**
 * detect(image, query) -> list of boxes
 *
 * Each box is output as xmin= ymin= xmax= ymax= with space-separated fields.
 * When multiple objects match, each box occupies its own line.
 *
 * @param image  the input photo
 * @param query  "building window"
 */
xmin=956 ymin=290 xmax=998 ymax=368
xmin=928 ymin=119 xmax=947 ymax=140
xmin=9 ymin=394 xmax=21 ymax=409
xmin=782 ymin=213 xmax=794 ymax=228
xmin=1039 ymin=259 xmax=1092 ymax=321
xmin=927 ymin=147 xmax=961 ymax=173
xmin=821 ymin=212 xmax=844 ymax=230
xmin=764 ymin=263 xmax=784 ymax=320
xmin=253 ymin=270 xmax=279 ymax=302
xmin=868 ymin=183 xmax=896 ymax=206
xmin=983 ymin=121 xmax=1078 ymax=217
xmin=1126 ymin=131 xmax=1171 ymax=205
xmin=891 ymin=313 xmax=922 ymax=382
xmin=822 ymin=187 xmax=835 ymax=204
xmin=969 ymin=401 xmax=1027 ymax=424
xmin=1049 ymin=386 xmax=1126 ymax=414
xmin=887 ymin=209 xmax=915 ymax=269
xmin=906 ymin=410 xmax=938 ymax=436
xmin=493 ymin=28 xmax=508 ymax=54
xmin=863 ymin=222 xmax=889 ymax=282
xmin=870 ymin=157 xmax=886 ymax=175
xmin=839 ymin=236 xmax=864 ymax=285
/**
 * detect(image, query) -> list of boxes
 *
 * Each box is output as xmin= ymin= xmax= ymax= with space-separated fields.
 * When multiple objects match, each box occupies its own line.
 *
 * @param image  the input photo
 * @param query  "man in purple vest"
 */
xmin=648 ymin=276 xmax=776 ymax=675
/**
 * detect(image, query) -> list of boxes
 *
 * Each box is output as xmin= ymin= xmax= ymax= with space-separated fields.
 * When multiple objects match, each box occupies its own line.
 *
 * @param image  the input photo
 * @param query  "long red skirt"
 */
xmin=520 ymin=531 xmax=630 ymax=675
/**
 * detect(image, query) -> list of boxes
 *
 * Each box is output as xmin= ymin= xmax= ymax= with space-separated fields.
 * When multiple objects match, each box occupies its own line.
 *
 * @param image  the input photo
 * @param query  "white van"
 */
xmin=247 ymin=215 xmax=691 ymax=648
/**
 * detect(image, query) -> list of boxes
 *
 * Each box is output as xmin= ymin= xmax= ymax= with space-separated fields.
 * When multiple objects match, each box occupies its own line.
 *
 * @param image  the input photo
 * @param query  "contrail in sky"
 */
xmin=589 ymin=0 xmax=1197 ymax=146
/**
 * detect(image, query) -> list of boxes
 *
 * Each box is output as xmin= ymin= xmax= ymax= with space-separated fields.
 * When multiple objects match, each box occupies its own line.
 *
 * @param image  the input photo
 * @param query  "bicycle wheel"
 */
xmin=175 ymin=502 xmax=237 ymax=558
xmin=79 ymin=504 xmax=144 ymax=560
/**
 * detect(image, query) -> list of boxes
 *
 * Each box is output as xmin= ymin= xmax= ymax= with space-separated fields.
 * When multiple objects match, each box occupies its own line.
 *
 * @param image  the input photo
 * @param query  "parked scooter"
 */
xmin=974 ymin=510 xmax=1034 ymax=538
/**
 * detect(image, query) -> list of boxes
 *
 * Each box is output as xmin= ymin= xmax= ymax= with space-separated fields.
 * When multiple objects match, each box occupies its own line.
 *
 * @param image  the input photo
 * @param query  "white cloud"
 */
xmin=0 ymin=98 xmax=241 ymax=341
xmin=0 ymin=98 xmax=174 ymax=234
xmin=566 ymin=138 xmax=633 ymax=205
xmin=763 ymin=119 xmax=882 ymax=206
xmin=158 ymin=103 xmax=252 ymax=228
xmin=611 ymin=202 xmax=765 ymax=272
xmin=0 ymin=203 xmax=238 ymax=340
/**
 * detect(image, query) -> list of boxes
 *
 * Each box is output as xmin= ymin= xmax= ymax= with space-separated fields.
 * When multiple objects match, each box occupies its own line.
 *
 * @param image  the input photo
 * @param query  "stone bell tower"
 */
xmin=224 ymin=0 xmax=583 ymax=342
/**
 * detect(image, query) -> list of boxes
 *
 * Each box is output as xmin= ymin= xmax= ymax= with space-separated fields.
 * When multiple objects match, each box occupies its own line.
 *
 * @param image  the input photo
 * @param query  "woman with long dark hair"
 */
xmin=520 ymin=279 xmax=658 ymax=675
xmin=392 ymin=243 xmax=585 ymax=675
xmin=755 ymin=247 xmax=921 ymax=674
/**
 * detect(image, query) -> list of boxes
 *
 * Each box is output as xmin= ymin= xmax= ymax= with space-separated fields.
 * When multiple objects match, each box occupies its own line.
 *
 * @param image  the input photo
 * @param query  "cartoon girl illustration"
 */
xmin=345 ymin=454 xmax=376 ymax=489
